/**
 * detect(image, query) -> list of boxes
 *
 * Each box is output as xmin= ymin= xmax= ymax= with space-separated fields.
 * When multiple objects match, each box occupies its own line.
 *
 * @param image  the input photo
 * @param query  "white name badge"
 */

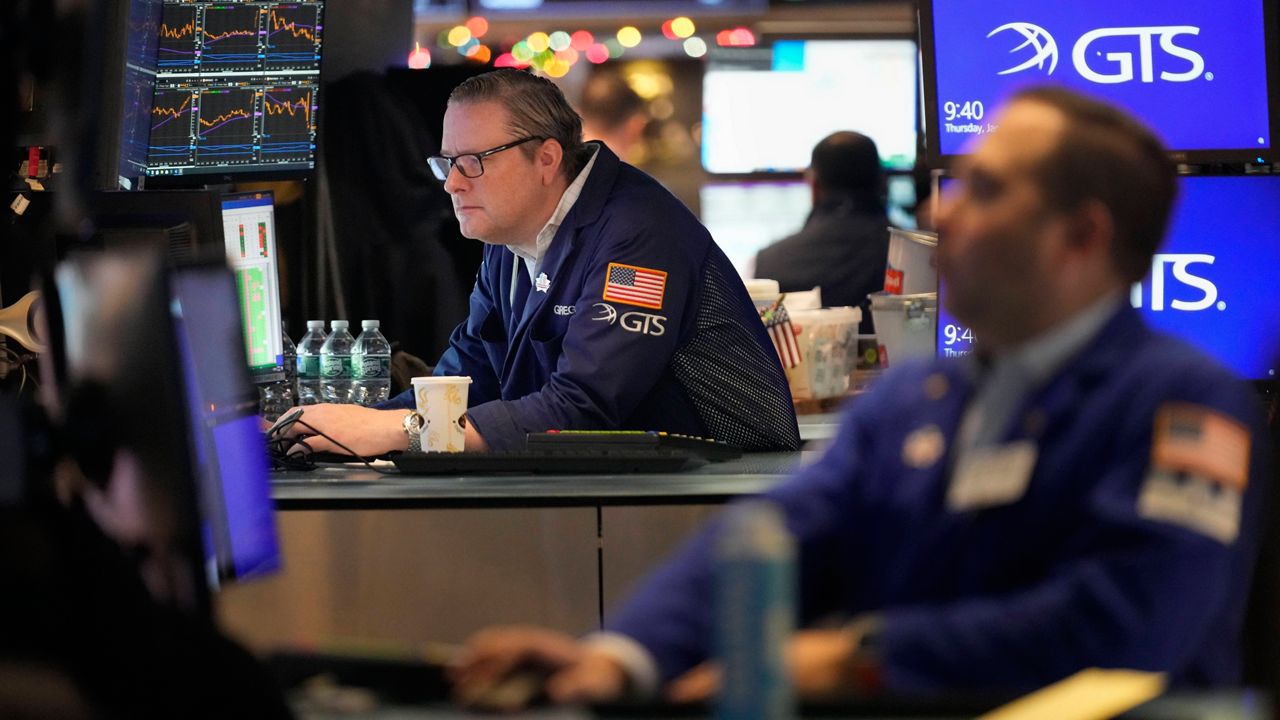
xmin=947 ymin=440 xmax=1039 ymax=512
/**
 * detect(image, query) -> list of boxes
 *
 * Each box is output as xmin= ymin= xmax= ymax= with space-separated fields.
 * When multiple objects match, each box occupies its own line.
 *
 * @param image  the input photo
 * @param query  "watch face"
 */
xmin=405 ymin=412 xmax=424 ymax=433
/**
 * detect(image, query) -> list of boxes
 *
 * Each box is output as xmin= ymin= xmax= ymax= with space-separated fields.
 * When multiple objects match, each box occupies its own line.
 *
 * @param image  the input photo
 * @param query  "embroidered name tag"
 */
xmin=947 ymin=440 xmax=1038 ymax=512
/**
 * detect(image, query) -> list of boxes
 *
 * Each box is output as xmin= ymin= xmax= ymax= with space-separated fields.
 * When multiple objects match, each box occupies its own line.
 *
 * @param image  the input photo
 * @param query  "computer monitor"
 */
xmin=49 ymin=244 xmax=280 ymax=605
xmin=220 ymin=191 xmax=284 ymax=379
xmin=701 ymin=39 xmax=918 ymax=174
xmin=140 ymin=0 xmax=326 ymax=180
xmin=918 ymin=0 xmax=1280 ymax=166
xmin=701 ymin=175 xmax=918 ymax=278
xmin=170 ymin=256 xmax=281 ymax=586
xmin=90 ymin=189 xmax=226 ymax=261
xmin=51 ymin=246 xmax=212 ymax=615
xmin=936 ymin=175 xmax=1280 ymax=381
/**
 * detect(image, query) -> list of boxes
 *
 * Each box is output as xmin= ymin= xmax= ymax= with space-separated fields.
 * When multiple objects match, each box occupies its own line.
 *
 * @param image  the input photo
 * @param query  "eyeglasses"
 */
xmin=427 ymin=136 xmax=544 ymax=181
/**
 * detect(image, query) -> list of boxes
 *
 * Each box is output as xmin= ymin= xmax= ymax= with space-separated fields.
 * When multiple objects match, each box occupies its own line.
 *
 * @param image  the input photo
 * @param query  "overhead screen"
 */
xmin=919 ymin=0 xmax=1280 ymax=165
xmin=937 ymin=175 xmax=1280 ymax=381
xmin=143 ymin=0 xmax=325 ymax=179
xmin=702 ymin=39 xmax=918 ymax=174
xmin=474 ymin=0 xmax=764 ymax=15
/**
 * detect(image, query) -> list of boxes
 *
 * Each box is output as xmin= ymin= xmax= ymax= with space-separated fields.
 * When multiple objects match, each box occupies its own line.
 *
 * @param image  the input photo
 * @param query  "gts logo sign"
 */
xmin=989 ymin=23 xmax=1206 ymax=84
xmin=591 ymin=302 xmax=667 ymax=336
xmin=1129 ymin=254 xmax=1225 ymax=312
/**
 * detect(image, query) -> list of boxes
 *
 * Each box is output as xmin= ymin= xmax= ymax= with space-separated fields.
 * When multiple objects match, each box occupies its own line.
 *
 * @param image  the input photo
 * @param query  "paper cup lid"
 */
xmin=412 ymin=371 xmax=473 ymax=384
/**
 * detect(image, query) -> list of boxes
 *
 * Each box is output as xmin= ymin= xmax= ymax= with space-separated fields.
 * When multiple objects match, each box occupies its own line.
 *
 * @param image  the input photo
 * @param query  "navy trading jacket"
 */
xmin=383 ymin=143 xmax=800 ymax=453
xmin=606 ymin=306 xmax=1270 ymax=691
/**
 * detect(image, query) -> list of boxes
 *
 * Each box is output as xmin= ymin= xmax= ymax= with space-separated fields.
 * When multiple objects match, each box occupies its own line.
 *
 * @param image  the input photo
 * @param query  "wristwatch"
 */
xmin=402 ymin=411 xmax=425 ymax=453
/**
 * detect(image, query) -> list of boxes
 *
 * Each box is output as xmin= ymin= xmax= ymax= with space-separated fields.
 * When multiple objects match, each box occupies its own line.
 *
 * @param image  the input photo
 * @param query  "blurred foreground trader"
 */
xmin=452 ymin=86 xmax=1271 ymax=702
xmin=753 ymin=131 xmax=890 ymax=328
xmin=286 ymin=69 xmax=798 ymax=453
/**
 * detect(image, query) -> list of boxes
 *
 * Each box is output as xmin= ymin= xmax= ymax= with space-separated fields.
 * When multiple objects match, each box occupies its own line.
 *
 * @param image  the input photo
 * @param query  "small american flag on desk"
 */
xmin=761 ymin=297 xmax=801 ymax=369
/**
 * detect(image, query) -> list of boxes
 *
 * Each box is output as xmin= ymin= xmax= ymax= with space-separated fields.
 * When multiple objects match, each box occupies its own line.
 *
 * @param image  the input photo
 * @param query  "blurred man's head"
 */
xmin=579 ymin=71 xmax=648 ymax=162
xmin=435 ymin=69 xmax=591 ymax=246
xmin=936 ymin=86 xmax=1177 ymax=349
xmin=808 ymin=131 xmax=885 ymax=207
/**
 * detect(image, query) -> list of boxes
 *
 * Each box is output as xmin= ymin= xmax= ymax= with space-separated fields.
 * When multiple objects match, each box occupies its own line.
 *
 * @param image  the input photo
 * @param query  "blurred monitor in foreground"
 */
xmin=170 ymin=255 xmax=281 ymax=586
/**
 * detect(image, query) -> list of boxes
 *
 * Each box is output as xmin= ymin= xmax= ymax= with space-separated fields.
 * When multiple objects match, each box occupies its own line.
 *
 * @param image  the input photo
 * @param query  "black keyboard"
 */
xmin=391 ymin=448 xmax=696 ymax=475
xmin=526 ymin=430 xmax=743 ymax=461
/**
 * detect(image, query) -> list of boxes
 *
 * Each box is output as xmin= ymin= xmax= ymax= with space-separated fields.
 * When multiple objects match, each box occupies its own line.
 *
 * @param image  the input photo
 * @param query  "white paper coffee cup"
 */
xmin=411 ymin=376 xmax=472 ymax=453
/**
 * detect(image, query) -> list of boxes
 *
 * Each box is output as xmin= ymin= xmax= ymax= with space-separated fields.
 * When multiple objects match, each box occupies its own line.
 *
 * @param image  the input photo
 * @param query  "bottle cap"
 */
xmin=362 ymin=320 xmax=380 ymax=330
xmin=331 ymin=320 xmax=349 ymax=330
xmin=307 ymin=320 xmax=325 ymax=329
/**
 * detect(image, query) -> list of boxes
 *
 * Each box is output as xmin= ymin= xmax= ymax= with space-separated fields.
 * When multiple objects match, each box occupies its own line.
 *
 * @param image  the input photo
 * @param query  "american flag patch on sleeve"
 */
xmin=1151 ymin=403 xmax=1250 ymax=490
xmin=603 ymin=262 xmax=667 ymax=309
xmin=1136 ymin=402 xmax=1251 ymax=544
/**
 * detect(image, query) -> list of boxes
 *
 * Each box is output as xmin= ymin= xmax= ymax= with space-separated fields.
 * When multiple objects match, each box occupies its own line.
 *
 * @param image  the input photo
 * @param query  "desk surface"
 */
xmin=271 ymin=452 xmax=810 ymax=511
xmin=798 ymin=411 xmax=842 ymax=442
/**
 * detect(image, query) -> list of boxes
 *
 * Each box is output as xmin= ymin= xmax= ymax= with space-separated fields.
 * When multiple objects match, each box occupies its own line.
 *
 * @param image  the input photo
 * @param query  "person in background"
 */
xmin=279 ymin=69 xmax=798 ymax=454
xmin=449 ymin=86 xmax=1271 ymax=704
xmin=753 ymin=132 xmax=890 ymax=331
xmin=578 ymin=70 xmax=649 ymax=165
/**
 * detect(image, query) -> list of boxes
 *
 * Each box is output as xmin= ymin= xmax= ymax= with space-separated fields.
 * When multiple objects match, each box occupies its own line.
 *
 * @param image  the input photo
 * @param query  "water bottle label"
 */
xmin=352 ymin=353 xmax=390 ymax=380
xmin=298 ymin=355 xmax=321 ymax=379
xmin=321 ymin=355 xmax=350 ymax=379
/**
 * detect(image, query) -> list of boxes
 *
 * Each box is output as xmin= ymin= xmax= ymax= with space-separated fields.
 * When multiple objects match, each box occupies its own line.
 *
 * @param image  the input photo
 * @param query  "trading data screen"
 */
xmin=937 ymin=175 xmax=1280 ymax=381
xmin=144 ymin=1 xmax=324 ymax=178
xmin=922 ymin=0 xmax=1275 ymax=163
xmin=221 ymin=191 xmax=284 ymax=372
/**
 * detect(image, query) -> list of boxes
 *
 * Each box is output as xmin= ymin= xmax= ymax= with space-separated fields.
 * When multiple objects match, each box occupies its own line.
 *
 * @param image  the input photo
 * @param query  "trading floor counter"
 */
xmin=270 ymin=452 xmax=810 ymax=510
xmin=220 ymin=451 xmax=813 ymax=655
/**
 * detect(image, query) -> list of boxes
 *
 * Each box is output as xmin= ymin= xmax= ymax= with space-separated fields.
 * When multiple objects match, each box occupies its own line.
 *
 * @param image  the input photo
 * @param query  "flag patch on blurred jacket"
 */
xmin=603 ymin=262 xmax=667 ymax=309
xmin=761 ymin=299 xmax=801 ymax=369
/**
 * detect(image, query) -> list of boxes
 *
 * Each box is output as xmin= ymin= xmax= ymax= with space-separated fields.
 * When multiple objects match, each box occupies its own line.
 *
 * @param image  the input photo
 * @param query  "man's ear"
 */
xmin=537 ymin=139 xmax=564 ymax=185
xmin=1068 ymin=198 xmax=1115 ymax=256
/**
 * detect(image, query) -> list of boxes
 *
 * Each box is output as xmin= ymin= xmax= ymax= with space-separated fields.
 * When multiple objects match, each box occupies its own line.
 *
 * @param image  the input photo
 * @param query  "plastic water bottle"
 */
xmin=351 ymin=319 xmax=391 ymax=406
xmin=258 ymin=329 xmax=299 ymax=421
xmin=320 ymin=320 xmax=355 ymax=404
xmin=280 ymin=329 xmax=298 ymax=404
xmin=715 ymin=500 xmax=796 ymax=720
xmin=296 ymin=320 xmax=327 ymax=405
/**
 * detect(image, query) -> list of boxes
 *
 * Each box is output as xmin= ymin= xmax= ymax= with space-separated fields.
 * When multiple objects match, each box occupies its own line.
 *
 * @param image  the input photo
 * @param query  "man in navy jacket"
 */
xmin=285 ymin=70 xmax=799 ymax=454
xmin=451 ymin=87 xmax=1271 ymax=702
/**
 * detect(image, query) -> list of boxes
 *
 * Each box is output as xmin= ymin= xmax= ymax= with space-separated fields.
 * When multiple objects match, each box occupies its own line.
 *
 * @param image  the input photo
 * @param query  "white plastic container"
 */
xmin=869 ymin=292 xmax=937 ymax=368
xmin=744 ymin=278 xmax=781 ymax=313
xmin=883 ymin=228 xmax=938 ymax=295
xmin=786 ymin=306 xmax=862 ymax=400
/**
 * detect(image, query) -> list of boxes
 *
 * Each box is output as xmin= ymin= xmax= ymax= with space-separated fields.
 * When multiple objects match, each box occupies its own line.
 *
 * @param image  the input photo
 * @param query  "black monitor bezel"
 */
xmin=917 ymin=0 xmax=1280 ymax=168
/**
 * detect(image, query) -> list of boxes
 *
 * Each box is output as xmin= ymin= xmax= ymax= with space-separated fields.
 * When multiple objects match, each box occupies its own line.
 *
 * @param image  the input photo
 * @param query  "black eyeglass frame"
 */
xmin=427 ymin=136 xmax=545 ymax=181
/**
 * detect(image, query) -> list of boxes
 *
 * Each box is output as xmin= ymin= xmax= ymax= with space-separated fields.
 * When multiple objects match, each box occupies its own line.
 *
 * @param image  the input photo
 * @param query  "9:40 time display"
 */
xmin=943 ymin=100 xmax=985 ymax=122
xmin=942 ymin=323 xmax=976 ymax=346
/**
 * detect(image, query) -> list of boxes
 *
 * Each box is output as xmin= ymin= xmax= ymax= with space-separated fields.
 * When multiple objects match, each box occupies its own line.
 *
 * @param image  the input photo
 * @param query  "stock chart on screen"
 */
xmin=144 ymin=1 xmax=324 ymax=178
